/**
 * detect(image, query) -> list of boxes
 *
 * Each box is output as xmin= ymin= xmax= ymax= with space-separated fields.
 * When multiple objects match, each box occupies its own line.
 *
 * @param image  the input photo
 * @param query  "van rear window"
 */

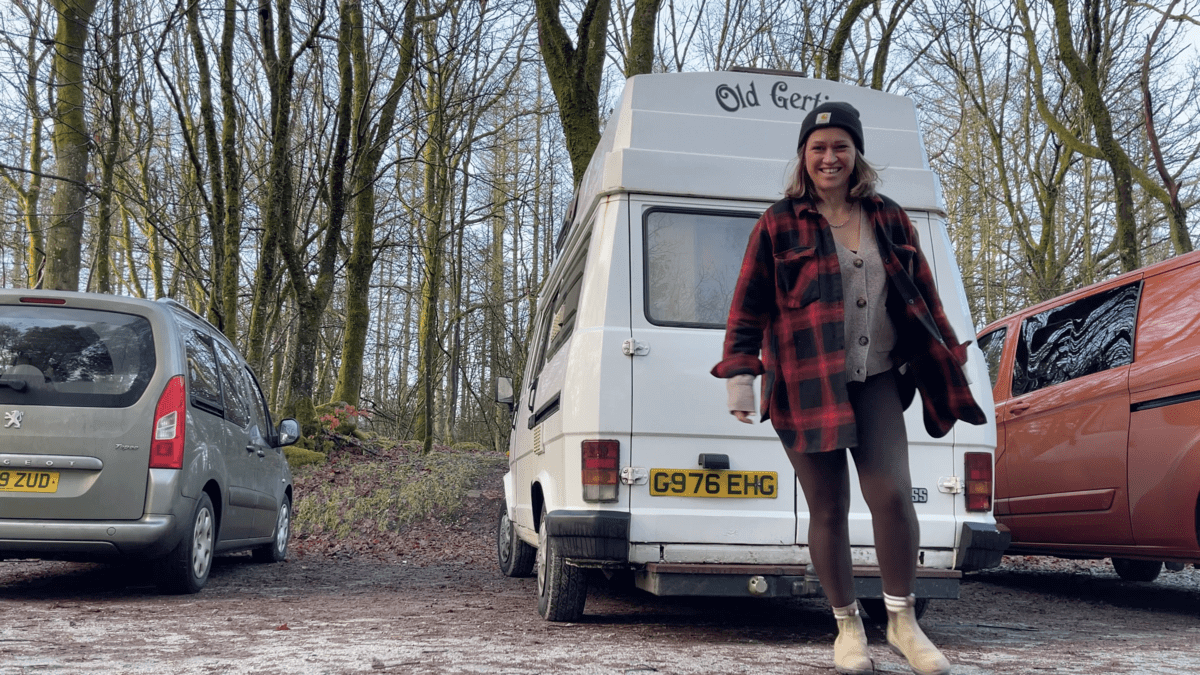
xmin=644 ymin=208 xmax=760 ymax=327
xmin=0 ymin=306 xmax=156 ymax=408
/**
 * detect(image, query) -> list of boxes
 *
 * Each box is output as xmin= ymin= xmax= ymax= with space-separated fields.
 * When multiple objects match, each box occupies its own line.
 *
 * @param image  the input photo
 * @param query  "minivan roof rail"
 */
xmin=156 ymin=297 xmax=214 ymax=328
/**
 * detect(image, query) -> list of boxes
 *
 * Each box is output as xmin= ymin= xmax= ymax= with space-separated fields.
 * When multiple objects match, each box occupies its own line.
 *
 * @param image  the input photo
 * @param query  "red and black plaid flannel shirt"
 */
xmin=711 ymin=194 xmax=986 ymax=453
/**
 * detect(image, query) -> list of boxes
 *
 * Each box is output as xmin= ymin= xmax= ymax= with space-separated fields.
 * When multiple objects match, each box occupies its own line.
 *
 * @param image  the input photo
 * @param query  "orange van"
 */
xmin=976 ymin=250 xmax=1200 ymax=581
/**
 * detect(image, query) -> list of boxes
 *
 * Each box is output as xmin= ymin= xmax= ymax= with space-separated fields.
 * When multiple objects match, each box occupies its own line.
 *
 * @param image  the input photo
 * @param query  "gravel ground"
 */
xmin=3 ymin=506 xmax=1200 ymax=675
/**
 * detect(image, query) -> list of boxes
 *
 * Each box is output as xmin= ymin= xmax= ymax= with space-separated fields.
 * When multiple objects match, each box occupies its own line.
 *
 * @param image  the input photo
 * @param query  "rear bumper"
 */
xmin=0 ymin=511 xmax=186 ymax=562
xmin=956 ymin=521 xmax=1011 ymax=571
xmin=636 ymin=563 xmax=961 ymax=599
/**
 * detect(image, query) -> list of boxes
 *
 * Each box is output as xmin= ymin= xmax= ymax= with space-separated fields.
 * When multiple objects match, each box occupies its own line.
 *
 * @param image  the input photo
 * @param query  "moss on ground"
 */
xmin=291 ymin=444 xmax=506 ymax=539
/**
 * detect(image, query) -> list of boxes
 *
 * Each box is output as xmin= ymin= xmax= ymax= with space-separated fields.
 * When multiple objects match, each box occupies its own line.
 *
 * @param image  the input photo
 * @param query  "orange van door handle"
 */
xmin=1008 ymin=404 xmax=1031 ymax=417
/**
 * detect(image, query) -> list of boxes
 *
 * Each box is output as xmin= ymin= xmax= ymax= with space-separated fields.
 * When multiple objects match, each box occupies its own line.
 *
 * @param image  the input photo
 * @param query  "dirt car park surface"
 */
xmin=3 ymin=489 xmax=1199 ymax=675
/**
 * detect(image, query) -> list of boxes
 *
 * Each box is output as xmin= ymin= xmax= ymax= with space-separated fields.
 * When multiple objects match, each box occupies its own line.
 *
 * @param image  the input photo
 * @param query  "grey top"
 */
xmin=835 ymin=215 xmax=896 ymax=382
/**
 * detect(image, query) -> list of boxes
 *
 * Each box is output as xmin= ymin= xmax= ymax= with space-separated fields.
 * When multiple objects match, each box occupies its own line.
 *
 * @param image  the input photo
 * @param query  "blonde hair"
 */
xmin=784 ymin=152 xmax=879 ymax=201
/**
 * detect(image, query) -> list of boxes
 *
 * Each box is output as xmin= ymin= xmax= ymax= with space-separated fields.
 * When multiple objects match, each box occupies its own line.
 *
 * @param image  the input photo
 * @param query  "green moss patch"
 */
xmin=291 ymin=444 xmax=506 ymax=539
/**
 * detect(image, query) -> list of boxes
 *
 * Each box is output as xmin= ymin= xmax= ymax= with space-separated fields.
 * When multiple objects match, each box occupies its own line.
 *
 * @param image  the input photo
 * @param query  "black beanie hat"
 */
xmin=796 ymin=101 xmax=864 ymax=154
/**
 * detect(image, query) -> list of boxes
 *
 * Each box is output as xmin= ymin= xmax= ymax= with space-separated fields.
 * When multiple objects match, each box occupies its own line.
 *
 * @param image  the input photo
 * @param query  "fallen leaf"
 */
xmin=275 ymin=623 xmax=290 ymax=630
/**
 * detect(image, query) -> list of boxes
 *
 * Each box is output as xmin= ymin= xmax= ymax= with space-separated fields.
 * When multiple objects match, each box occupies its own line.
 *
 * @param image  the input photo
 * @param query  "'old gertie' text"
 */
xmin=715 ymin=80 xmax=830 ymax=113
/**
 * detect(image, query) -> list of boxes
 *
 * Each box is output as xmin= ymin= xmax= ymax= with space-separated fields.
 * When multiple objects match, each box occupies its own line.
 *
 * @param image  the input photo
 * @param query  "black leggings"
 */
xmin=783 ymin=368 xmax=918 ymax=607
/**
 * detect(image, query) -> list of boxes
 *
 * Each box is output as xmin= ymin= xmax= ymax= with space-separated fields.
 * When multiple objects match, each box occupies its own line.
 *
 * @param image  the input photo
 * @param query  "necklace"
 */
xmin=829 ymin=201 xmax=857 ymax=229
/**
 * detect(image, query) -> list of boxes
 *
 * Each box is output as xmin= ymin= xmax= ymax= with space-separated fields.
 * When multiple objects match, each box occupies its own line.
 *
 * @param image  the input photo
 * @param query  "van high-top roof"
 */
xmin=570 ymin=71 xmax=944 ymax=231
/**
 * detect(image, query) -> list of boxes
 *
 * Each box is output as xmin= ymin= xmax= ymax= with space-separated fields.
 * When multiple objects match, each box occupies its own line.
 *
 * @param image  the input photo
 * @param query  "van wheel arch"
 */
xmin=531 ymin=483 xmax=545 ymax=534
xmin=1194 ymin=493 xmax=1200 ymax=550
xmin=202 ymin=480 xmax=222 ymax=540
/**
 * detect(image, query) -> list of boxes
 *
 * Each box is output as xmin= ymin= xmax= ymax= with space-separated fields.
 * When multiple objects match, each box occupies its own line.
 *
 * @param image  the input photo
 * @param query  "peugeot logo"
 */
xmin=3 ymin=410 xmax=21 ymax=429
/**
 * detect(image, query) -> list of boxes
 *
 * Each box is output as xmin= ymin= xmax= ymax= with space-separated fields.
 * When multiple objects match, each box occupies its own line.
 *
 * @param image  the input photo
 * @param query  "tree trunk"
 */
xmin=625 ymin=0 xmax=663 ymax=77
xmin=185 ymin=0 xmax=227 ymax=323
xmin=1048 ymin=0 xmax=1138 ymax=272
xmin=94 ymin=0 xmax=123 ymax=294
xmin=533 ymin=0 xmax=610 ymax=186
xmin=45 ymin=0 xmax=99 ymax=291
xmin=274 ymin=0 xmax=350 ymax=427
xmin=823 ymin=0 xmax=871 ymax=82
xmin=219 ymin=0 xmax=244 ymax=338
xmin=1140 ymin=0 xmax=1191 ymax=255
xmin=416 ymin=42 xmax=447 ymax=454
xmin=332 ymin=0 xmax=420 ymax=406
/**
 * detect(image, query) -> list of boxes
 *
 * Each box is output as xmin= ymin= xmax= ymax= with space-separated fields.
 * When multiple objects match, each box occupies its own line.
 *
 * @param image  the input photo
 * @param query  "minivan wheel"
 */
xmin=497 ymin=501 xmax=535 ymax=577
xmin=252 ymin=496 xmax=291 ymax=563
xmin=859 ymin=597 xmax=929 ymax=624
xmin=1112 ymin=557 xmax=1162 ymax=582
xmin=156 ymin=493 xmax=216 ymax=594
xmin=536 ymin=506 xmax=587 ymax=621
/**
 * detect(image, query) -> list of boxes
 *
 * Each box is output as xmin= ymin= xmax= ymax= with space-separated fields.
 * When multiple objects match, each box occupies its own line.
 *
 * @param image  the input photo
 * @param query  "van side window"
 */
xmin=213 ymin=342 xmax=251 ymax=428
xmin=185 ymin=330 xmax=224 ymax=416
xmin=540 ymin=249 xmax=588 ymax=365
xmin=975 ymin=327 xmax=1006 ymax=388
xmin=246 ymin=367 xmax=274 ymax=427
xmin=1011 ymin=283 xmax=1140 ymax=396
xmin=643 ymin=208 xmax=760 ymax=327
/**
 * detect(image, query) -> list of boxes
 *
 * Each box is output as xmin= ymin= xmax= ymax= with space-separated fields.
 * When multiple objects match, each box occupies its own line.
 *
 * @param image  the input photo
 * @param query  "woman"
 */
xmin=711 ymin=101 xmax=985 ymax=675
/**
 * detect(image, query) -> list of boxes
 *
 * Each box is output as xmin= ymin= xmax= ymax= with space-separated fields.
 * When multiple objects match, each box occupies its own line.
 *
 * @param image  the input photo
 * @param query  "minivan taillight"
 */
xmin=582 ymin=440 xmax=619 ymax=502
xmin=150 ymin=376 xmax=187 ymax=469
xmin=964 ymin=452 xmax=992 ymax=512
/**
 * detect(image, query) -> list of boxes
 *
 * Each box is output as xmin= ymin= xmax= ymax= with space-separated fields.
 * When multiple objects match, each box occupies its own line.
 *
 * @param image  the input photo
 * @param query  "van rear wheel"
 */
xmin=1112 ymin=558 xmax=1162 ymax=582
xmin=156 ymin=493 xmax=215 ymax=594
xmin=497 ymin=501 xmax=535 ymax=577
xmin=536 ymin=506 xmax=587 ymax=621
xmin=859 ymin=597 xmax=928 ymax=624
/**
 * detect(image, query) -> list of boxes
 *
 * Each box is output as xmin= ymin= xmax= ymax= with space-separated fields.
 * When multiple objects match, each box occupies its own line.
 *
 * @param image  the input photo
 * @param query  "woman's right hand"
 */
xmin=732 ymin=410 xmax=754 ymax=424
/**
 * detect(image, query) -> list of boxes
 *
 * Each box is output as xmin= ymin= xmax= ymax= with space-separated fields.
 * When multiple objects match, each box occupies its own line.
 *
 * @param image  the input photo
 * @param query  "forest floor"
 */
xmin=2 ymin=443 xmax=1200 ymax=674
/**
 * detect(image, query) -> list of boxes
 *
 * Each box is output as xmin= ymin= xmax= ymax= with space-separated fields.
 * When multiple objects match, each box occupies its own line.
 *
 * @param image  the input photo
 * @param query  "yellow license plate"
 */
xmin=0 ymin=470 xmax=60 ymax=493
xmin=649 ymin=469 xmax=778 ymax=498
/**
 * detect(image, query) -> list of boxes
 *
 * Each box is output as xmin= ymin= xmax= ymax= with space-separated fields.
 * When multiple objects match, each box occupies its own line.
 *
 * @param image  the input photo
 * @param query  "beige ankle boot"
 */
xmin=884 ymin=593 xmax=950 ymax=675
xmin=831 ymin=602 xmax=874 ymax=675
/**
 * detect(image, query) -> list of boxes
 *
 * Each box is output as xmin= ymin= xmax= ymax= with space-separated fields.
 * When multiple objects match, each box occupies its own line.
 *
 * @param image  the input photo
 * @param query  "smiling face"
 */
xmin=803 ymin=127 xmax=858 ymax=199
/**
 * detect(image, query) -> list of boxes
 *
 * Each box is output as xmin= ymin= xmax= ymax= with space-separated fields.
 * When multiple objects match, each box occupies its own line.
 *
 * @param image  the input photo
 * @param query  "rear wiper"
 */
xmin=0 ymin=378 xmax=28 ymax=392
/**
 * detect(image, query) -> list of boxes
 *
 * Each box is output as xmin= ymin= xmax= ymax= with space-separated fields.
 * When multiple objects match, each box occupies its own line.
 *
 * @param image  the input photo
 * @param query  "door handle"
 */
xmin=1009 ymin=404 xmax=1031 ymax=417
xmin=246 ymin=445 xmax=266 ymax=457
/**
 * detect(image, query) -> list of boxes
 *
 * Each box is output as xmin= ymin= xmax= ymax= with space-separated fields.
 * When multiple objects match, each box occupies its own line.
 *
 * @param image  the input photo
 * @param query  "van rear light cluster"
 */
xmin=150 ymin=375 xmax=187 ymax=469
xmin=581 ymin=440 xmax=619 ymax=502
xmin=964 ymin=452 xmax=993 ymax=512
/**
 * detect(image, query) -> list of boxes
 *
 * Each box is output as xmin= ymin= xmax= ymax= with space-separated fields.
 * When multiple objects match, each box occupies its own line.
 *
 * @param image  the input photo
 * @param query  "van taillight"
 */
xmin=582 ymin=440 xmax=620 ymax=502
xmin=964 ymin=452 xmax=992 ymax=512
xmin=150 ymin=376 xmax=187 ymax=469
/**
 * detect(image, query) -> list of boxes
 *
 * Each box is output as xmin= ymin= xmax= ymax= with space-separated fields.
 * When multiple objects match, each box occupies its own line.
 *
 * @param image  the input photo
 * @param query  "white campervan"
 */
xmin=495 ymin=70 xmax=1008 ymax=622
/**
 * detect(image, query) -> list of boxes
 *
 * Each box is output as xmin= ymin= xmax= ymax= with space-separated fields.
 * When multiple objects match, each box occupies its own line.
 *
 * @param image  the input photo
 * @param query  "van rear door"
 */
xmin=0 ymin=302 xmax=158 ymax=521
xmin=626 ymin=196 xmax=796 ymax=551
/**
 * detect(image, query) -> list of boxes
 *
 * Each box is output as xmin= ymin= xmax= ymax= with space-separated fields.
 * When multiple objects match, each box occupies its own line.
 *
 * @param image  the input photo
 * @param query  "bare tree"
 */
xmin=44 ymin=0 xmax=98 ymax=290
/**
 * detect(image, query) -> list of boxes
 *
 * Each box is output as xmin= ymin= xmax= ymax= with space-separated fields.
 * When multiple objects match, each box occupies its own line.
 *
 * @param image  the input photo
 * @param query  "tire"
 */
xmin=497 ymin=501 xmax=535 ymax=577
xmin=1112 ymin=557 xmax=1162 ymax=582
xmin=252 ymin=496 xmax=291 ymax=563
xmin=859 ymin=597 xmax=929 ymax=624
xmin=156 ymin=493 xmax=216 ymax=594
xmin=536 ymin=506 xmax=587 ymax=621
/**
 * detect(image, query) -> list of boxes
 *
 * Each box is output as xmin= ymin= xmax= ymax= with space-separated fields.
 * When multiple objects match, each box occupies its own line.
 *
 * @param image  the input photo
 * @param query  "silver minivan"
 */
xmin=0 ymin=290 xmax=299 ymax=593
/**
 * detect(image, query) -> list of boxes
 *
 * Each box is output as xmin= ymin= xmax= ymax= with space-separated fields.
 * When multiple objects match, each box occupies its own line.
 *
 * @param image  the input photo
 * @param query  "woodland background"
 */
xmin=0 ymin=0 xmax=1197 ymax=452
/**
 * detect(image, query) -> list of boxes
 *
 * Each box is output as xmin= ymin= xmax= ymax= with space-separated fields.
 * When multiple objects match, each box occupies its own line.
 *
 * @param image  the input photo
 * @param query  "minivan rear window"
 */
xmin=0 ymin=306 xmax=156 ymax=408
xmin=643 ymin=208 xmax=760 ymax=328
